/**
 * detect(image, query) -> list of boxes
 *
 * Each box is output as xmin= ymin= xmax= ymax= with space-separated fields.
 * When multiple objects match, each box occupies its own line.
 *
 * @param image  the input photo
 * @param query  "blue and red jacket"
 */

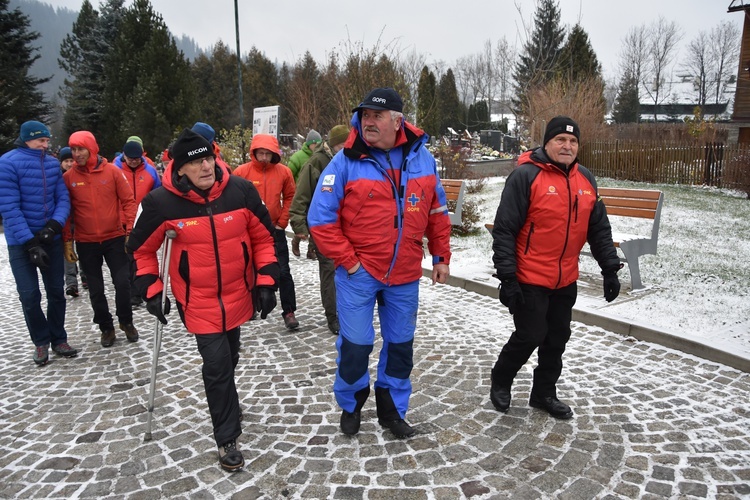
xmin=308 ymin=114 xmax=452 ymax=285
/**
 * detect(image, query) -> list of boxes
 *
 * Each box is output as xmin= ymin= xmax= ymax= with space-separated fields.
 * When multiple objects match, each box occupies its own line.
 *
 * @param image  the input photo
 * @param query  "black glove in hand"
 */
xmin=257 ymin=287 xmax=277 ymax=319
xmin=24 ymin=239 xmax=50 ymax=271
xmin=36 ymin=220 xmax=62 ymax=245
xmin=146 ymin=293 xmax=171 ymax=325
xmin=499 ymin=277 xmax=525 ymax=315
xmin=602 ymin=271 xmax=621 ymax=302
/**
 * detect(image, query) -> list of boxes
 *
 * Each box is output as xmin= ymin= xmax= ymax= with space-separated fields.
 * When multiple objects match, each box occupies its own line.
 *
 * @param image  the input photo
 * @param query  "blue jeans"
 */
xmin=8 ymin=239 xmax=68 ymax=347
xmin=274 ymin=229 xmax=296 ymax=316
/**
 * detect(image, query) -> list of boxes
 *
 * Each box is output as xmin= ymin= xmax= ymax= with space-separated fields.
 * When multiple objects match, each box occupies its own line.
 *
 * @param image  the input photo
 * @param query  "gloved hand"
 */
xmin=146 ymin=293 xmax=171 ymax=325
xmin=36 ymin=220 xmax=62 ymax=245
xmin=602 ymin=270 xmax=621 ymax=302
xmin=63 ymin=241 xmax=78 ymax=263
xmin=499 ymin=276 xmax=525 ymax=315
xmin=24 ymin=238 xmax=50 ymax=271
xmin=257 ymin=287 xmax=277 ymax=319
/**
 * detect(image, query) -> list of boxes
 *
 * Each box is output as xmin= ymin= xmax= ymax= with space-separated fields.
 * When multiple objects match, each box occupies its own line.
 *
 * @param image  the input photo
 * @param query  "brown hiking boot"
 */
xmin=119 ymin=323 xmax=139 ymax=342
xmin=306 ymin=247 xmax=317 ymax=260
xmin=101 ymin=329 xmax=116 ymax=347
xmin=291 ymin=236 xmax=301 ymax=257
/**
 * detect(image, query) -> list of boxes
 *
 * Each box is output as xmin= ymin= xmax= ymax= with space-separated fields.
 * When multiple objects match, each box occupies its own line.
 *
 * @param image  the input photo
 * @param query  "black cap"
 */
xmin=543 ymin=116 xmax=580 ymax=145
xmin=171 ymin=128 xmax=214 ymax=170
xmin=352 ymin=87 xmax=403 ymax=113
xmin=122 ymin=141 xmax=143 ymax=159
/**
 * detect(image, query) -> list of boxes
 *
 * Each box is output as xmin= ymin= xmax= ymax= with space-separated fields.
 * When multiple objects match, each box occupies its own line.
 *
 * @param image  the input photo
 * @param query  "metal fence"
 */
xmin=579 ymin=140 xmax=750 ymax=192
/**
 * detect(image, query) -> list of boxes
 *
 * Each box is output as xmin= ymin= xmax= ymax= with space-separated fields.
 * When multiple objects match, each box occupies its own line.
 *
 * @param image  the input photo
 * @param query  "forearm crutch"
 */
xmin=144 ymin=229 xmax=177 ymax=441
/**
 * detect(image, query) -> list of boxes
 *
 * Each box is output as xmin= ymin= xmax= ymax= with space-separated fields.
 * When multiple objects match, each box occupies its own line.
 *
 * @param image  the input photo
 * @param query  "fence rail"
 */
xmin=579 ymin=140 xmax=750 ymax=192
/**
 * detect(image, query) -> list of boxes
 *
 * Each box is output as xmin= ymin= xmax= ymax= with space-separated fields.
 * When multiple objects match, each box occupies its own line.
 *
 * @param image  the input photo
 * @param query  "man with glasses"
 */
xmin=113 ymin=138 xmax=161 ymax=307
xmin=233 ymin=134 xmax=299 ymax=331
xmin=128 ymin=128 xmax=279 ymax=472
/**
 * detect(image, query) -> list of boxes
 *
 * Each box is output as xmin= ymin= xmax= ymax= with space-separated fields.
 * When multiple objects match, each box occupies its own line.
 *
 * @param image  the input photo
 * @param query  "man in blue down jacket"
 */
xmin=489 ymin=116 xmax=621 ymax=419
xmin=0 ymin=121 xmax=78 ymax=365
xmin=308 ymin=88 xmax=452 ymax=439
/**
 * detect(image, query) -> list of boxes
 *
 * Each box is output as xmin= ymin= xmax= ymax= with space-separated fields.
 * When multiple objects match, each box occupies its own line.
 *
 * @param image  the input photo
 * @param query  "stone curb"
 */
xmin=424 ymin=268 xmax=750 ymax=373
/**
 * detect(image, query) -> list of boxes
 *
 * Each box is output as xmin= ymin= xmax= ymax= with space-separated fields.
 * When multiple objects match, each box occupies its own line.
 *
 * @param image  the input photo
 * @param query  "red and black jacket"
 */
xmin=491 ymin=148 xmax=620 ymax=289
xmin=127 ymin=160 xmax=279 ymax=334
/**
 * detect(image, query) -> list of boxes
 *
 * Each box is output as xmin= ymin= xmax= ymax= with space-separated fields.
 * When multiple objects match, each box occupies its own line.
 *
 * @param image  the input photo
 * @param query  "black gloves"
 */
xmin=257 ymin=287 xmax=277 ymax=319
xmin=499 ymin=276 xmax=525 ymax=315
xmin=146 ymin=293 xmax=171 ymax=325
xmin=24 ymin=238 xmax=50 ymax=271
xmin=36 ymin=220 xmax=63 ymax=245
xmin=602 ymin=270 xmax=621 ymax=302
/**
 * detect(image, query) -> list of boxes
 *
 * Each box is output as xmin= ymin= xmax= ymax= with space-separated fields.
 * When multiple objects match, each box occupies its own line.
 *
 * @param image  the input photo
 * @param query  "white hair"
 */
xmin=390 ymin=111 xmax=403 ymax=122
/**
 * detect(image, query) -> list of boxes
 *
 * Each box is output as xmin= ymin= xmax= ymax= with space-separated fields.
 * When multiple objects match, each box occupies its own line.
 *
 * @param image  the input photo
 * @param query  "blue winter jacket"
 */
xmin=0 ymin=140 xmax=70 ymax=246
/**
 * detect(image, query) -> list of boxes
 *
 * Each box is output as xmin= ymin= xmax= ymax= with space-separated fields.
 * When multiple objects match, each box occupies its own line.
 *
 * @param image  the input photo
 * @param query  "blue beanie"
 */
xmin=20 ymin=121 xmax=51 ymax=142
xmin=191 ymin=122 xmax=216 ymax=143
xmin=58 ymin=147 xmax=73 ymax=161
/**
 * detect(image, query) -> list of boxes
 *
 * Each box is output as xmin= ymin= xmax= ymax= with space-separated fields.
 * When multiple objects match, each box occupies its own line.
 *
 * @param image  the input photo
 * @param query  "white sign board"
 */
xmin=252 ymin=105 xmax=280 ymax=138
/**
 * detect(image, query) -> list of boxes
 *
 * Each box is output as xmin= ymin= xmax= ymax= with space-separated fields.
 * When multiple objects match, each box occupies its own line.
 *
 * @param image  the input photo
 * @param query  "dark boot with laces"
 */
xmin=52 ymin=342 xmax=78 ymax=358
xmin=119 ymin=323 xmax=139 ymax=342
xmin=378 ymin=418 xmax=416 ymax=439
xmin=33 ymin=344 xmax=49 ymax=366
xmin=218 ymin=440 xmax=244 ymax=472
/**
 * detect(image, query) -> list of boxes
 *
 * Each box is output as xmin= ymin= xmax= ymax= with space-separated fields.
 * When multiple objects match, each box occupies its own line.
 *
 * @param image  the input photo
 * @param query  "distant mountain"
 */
xmin=9 ymin=0 xmax=77 ymax=104
xmin=10 ymin=0 xmax=204 ymax=103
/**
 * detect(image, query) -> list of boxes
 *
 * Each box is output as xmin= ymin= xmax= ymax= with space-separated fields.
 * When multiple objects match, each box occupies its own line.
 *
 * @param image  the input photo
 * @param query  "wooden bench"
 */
xmin=441 ymin=179 xmax=466 ymax=226
xmin=485 ymin=187 xmax=664 ymax=290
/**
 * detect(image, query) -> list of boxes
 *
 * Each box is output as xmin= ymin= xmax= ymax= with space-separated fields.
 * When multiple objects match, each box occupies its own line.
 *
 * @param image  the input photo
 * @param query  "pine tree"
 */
xmin=438 ymin=69 xmax=462 ymax=134
xmin=416 ymin=66 xmax=439 ymax=137
xmin=191 ymin=41 xmax=241 ymax=132
xmin=0 ymin=0 xmax=50 ymax=152
xmin=58 ymin=0 xmax=124 ymax=142
xmin=103 ymin=0 xmax=196 ymax=154
xmin=242 ymin=47 xmax=280 ymax=121
xmin=612 ymin=71 xmax=640 ymax=124
xmin=512 ymin=0 xmax=565 ymax=113
xmin=558 ymin=24 xmax=602 ymax=83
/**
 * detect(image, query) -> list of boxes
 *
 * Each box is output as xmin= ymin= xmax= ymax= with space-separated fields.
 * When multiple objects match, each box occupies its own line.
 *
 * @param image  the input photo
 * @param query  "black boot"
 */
xmin=218 ymin=440 xmax=244 ymax=472
xmin=529 ymin=394 xmax=573 ymax=420
xmin=340 ymin=386 xmax=370 ymax=435
xmin=375 ymin=387 xmax=416 ymax=438
xmin=490 ymin=382 xmax=511 ymax=412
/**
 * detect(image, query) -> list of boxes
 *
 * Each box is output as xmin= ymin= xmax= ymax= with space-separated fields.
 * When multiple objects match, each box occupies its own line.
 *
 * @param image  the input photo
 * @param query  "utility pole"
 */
xmin=234 ymin=0 xmax=246 ymax=162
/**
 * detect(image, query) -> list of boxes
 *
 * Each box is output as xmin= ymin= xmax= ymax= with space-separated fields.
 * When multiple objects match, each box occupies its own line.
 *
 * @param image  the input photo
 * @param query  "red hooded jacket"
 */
xmin=63 ymin=131 xmax=136 ymax=243
xmin=233 ymin=134 xmax=296 ymax=229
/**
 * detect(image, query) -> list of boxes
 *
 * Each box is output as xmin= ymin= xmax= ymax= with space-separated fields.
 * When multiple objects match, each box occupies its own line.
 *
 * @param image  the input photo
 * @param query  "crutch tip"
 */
xmin=144 ymin=432 xmax=152 ymax=441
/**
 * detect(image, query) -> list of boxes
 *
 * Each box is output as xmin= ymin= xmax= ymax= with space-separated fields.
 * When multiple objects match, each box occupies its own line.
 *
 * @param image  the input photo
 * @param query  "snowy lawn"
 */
xmin=441 ymin=176 xmax=750 ymax=355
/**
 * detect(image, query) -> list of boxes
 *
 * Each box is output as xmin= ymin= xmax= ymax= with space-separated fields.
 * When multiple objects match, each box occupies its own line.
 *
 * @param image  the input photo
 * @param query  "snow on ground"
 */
xmin=435 ymin=176 xmax=750 ymax=357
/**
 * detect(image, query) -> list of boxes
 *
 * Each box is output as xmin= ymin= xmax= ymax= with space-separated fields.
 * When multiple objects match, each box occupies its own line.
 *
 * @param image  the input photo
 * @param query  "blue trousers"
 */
xmin=8 ymin=239 xmax=68 ymax=348
xmin=334 ymin=266 xmax=418 ymax=419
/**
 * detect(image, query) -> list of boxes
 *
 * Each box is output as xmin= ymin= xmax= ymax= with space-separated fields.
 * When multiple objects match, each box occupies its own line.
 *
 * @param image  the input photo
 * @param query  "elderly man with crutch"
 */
xmin=127 ymin=128 xmax=279 ymax=472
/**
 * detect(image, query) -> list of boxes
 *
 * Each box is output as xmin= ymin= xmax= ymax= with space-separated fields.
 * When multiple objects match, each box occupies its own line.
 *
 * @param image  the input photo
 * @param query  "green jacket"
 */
xmin=287 ymin=142 xmax=315 ymax=181
xmin=289 ymin=142 xmax=335 ymax=235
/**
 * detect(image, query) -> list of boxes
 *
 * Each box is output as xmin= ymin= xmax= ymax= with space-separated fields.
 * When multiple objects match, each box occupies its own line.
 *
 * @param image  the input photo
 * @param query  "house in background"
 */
xmin=728 ymin=0 xmax=750 ymax=143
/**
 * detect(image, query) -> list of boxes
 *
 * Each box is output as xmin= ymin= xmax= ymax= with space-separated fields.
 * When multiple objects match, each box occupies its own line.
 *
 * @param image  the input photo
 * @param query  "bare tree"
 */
xmin=493 ymin=36 xmax=516 ymax=127
xmin=642 ymin=17 xmax=683 ymax=121
xmin=395 ymin=47 xmax=427 ymax=121
xmin=709 ymin=20 xmax=741 ymax=104
xmin=618 ymin=25 xmax=649 ymax=102
xmin=684 ymin=30 xmax=711 ymax=108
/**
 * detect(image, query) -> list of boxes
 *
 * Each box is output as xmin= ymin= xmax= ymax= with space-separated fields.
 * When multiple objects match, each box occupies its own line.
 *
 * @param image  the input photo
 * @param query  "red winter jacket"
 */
xmin=127 ymin=159 xmax=279 ymax=334
xmin=491 ymin=148 xmax=620 ymax=289
xmin=233 ymin=134 xmax=296 ymax=229
xmin=63 ymin=131 xmax=136 ymax=243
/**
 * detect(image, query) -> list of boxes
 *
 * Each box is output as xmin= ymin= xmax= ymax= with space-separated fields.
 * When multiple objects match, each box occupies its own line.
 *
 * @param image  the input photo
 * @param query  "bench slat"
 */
xmin=599 ymin=187 xmax=662 ymax=200
xmin=605 ymin=206 xmax=658 ymax=219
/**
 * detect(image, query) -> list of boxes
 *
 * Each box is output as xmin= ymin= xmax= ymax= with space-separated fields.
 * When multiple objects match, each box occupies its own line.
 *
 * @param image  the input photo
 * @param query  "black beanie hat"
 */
xmin=543 ymin=116 xmax=580 ymax=146
xmin=171 ymin=128 xmax=213 ymax=170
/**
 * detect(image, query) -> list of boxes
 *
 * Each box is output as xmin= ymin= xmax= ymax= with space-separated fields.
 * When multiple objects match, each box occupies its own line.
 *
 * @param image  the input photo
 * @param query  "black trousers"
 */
xmin=492 ymin=282 xmax=577 ymax=398
xmin=194 ymin=327 xmax=241 ymax=447
xmin=77 ymin=236 xmax=132 ymax=331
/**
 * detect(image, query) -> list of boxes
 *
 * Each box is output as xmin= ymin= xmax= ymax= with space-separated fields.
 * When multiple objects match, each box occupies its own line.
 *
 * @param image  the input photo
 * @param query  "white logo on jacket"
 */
xmin=322 ymin=175 xmax=335 ymax=186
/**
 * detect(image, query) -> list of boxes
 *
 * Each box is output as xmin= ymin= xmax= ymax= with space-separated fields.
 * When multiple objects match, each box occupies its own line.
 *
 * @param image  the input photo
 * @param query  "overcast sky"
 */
xmin=51 ymin=0 xmax=743 ymax=81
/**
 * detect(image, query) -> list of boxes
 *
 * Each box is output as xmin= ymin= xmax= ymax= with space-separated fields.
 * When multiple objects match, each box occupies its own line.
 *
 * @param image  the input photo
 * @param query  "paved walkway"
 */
xmin=1 ymin=247 xmax=749 ymax=499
